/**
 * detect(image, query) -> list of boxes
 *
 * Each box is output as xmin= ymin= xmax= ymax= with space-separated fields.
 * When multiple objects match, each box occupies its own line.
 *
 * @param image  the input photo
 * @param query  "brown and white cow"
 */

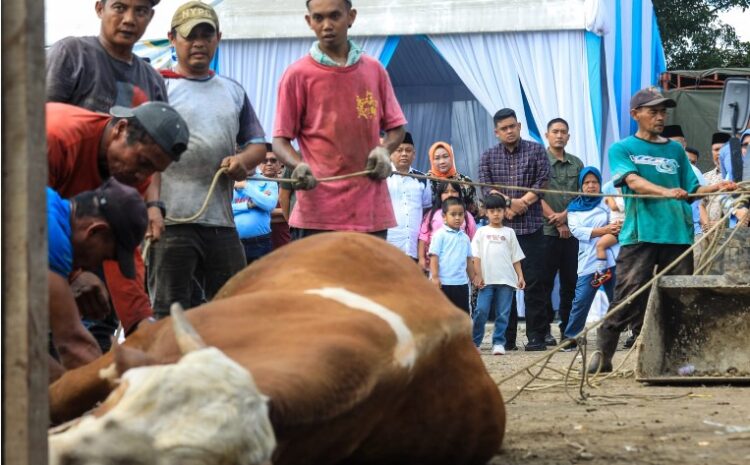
xmin=49 ymin=232 xmax=506 ymax=465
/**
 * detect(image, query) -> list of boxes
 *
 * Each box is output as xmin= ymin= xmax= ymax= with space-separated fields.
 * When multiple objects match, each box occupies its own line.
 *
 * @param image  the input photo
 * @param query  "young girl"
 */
xmin=418 ymin=181 xmax=477 ymax=272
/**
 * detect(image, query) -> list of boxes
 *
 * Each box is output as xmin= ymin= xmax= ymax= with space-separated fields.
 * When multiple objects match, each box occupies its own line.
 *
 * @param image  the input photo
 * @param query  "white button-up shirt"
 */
xmin=386 ymin=167 xmax=432 ymax=258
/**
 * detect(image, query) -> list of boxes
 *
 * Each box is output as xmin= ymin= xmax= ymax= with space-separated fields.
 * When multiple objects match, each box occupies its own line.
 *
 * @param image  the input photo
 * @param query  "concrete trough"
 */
xmin=636 ymin=275 xmax=750 ymax=384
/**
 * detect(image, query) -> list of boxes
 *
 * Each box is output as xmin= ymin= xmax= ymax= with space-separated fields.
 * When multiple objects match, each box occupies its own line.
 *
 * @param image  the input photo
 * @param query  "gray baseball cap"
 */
xmin=630 ymin=87 xmax=676 ymax=110
xmin=110 ymin=102 xmax=189 ymax=161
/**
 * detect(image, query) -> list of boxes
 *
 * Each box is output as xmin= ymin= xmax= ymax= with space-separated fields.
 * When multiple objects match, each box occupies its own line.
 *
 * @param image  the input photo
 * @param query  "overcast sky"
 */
xmin=718 ymin=7 xmax=750 ymax=41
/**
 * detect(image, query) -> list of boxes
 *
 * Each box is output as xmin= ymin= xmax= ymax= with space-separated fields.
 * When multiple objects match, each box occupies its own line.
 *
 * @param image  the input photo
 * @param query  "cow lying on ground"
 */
xmin=49 ymin=232 xmax=506 ymax=465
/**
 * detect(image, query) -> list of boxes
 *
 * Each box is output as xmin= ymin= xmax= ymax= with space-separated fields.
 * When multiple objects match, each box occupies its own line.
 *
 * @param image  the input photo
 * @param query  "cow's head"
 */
xmin=49 ymin=303 xmax=276 ymax=465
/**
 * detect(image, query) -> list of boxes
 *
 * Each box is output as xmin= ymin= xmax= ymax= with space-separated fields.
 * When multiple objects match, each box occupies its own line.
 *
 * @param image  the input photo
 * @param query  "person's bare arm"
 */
xmin=418 ymin=240 xmax=428 ymax=271
xmin=590 ymin=223 xmax=621 ymax=238
xmin=381 ymin=126 xmax=406 ymax=154
xmin=699 ymin=202 xmax=709 ymax=231
xmin=604 ymin=196 xmax=619 ymax=211
xmin=472 ymin=257 xmax=484 ymax=288
xmin=623 ymin=173 xmax=688 ymax=198
xmin=49 ymin=271 xmax=102 ymax=369
xmin=513 ymin=261 xmax=526 ymax=289
xmin=222 ymin=143 xmax=266 ymax=181
xmin=279 ymin=188 xmax=292 ymax=221
xmin=541 ymin=199 xmax=555 ymax=220
xmin=466 ymin=257 xmax=476 ymax=283
xmin=145 ymin=174 xmax=164 ymax=241
xmin=695 ymin=180 xmax=737 ymax=195
xmin=273 ymin=137 xmax=303 ymax=169
xmin=429 ymin=255 xmax=440 ymax=286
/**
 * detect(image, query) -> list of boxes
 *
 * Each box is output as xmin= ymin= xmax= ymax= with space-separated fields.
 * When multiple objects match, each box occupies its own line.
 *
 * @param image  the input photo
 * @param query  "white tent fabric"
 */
xmin=504 ymin=31 xmax=601 ymax=166
xmin=46 ymin=0 xmax=605 ymax=45
xmin=450 ymin=100 xmax=496 ymax=180
xmin=217 ymin=37 xmax=388 ymax=137
xmin=428 ymin=34 xmax=531 ymax=141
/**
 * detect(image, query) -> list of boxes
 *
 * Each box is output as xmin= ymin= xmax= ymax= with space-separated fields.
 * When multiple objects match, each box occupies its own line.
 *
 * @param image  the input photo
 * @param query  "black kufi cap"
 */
xmin=662 ymin=125 xmax=685 ymax=138
xmin=711 ymin=132 xmax=731 ymax=145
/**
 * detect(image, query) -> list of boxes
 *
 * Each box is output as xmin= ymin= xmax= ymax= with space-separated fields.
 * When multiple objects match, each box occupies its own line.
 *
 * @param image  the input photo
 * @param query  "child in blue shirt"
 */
xmin=428 ymin=197 xmax=475 ymax=314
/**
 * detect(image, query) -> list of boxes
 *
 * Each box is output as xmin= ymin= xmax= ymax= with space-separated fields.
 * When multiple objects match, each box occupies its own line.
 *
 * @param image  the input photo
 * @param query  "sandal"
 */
xmin=591 ymin=268 xmax=612 ymax=288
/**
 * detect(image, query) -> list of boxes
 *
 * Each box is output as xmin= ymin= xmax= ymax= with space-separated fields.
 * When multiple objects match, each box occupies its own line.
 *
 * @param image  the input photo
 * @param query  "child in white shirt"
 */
xmin=471 ymin=194 xmax=525 ymax=355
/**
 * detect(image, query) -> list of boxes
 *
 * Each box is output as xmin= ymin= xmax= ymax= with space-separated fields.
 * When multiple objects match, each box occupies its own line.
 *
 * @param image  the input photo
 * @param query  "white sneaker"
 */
xmin=492 ymin=344 xmax=506 ymax=355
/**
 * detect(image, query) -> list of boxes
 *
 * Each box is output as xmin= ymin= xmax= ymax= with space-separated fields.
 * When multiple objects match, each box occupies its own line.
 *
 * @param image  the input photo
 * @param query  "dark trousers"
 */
xmin=542 ymin=234 xmax=579 ymax=336
xmin=241 ymin=233 xmax=273 ymax=265
xmin=441 ymin=284 xmax=471 ymax=314
xmin=602 ymin=243 xmax=693 ymax=336
xmin=292 ymin=228 xmax=388 ymax=240
xmin=504 ymin=228 xmax=546 ymax=345
xmin=148 ymin=224 xmax=247 ymax=319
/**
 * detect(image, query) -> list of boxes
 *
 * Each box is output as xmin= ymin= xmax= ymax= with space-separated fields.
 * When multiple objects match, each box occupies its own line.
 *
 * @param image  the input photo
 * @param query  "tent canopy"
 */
xmin=45 ymin=0 xmax=604 ymax=45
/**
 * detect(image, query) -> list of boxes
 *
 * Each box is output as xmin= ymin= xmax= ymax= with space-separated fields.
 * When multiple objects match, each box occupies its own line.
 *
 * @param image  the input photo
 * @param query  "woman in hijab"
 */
xmin=427 ymin=141 xmax=478 ymax=216
xmin=561 ymin=167 xmax=622 ymax=348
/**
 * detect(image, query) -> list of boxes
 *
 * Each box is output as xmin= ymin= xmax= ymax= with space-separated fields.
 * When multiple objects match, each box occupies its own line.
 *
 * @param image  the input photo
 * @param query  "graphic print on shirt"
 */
xmin=629 ymin=155 xmax=679 ymax=174
xmin=356 ymin=91 xmax=378 ymax=120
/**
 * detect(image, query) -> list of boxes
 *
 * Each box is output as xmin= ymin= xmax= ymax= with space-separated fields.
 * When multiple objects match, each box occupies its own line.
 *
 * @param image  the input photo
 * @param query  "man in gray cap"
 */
xmin=588 ymin=87 xmax=737 ymax=374
xmin=47 ymin=179 xmax=148 ymax=381
xmin=147 ymin=1 xmax=266 ymax=318
xmin=46 ymin=100 xmax=189 ymax=338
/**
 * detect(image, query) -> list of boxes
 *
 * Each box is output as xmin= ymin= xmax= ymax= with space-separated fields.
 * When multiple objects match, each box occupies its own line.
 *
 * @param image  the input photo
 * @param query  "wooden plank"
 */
xmin=2 ymin=0 xmax=49 ymax=463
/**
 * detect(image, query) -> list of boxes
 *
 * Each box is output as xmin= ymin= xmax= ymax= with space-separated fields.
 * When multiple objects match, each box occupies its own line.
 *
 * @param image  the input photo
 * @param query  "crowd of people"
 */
xmin=44 ymin=0 xmax=748 ymax=381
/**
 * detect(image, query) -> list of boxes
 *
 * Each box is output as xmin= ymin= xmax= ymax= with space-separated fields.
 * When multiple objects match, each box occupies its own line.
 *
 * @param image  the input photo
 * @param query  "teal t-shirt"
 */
xmin=609 ymin=136 xmax=700 ymax=246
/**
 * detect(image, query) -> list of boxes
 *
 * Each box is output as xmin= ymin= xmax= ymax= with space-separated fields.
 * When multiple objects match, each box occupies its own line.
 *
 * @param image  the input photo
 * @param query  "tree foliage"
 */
xmin=653 ymin=0 xmax=750 ymax=70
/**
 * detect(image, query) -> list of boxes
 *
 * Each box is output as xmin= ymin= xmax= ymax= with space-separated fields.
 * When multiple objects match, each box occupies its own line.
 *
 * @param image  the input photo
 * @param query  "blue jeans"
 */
xmin=472 ymin=284 xmax=515 ymax=347
xmin=563 ymin=269 xmax=616 ymax=339
xmin=241 ymin=234 xmax=273 ymax=265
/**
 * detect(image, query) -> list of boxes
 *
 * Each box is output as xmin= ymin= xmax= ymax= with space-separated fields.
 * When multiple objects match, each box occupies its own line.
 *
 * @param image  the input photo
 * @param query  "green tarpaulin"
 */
xmin=665 ymin=89 xmax=725 ymax=174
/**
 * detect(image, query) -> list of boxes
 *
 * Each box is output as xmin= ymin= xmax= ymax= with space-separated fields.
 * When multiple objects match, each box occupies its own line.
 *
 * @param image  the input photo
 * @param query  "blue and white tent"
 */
xmin=46 ymin=0 xmax=667 ymax=178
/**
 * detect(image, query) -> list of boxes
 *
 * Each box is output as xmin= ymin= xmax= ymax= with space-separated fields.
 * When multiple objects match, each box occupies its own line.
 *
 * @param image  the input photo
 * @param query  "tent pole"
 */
xmin=1 ymin=0 xmax=49 ymax=463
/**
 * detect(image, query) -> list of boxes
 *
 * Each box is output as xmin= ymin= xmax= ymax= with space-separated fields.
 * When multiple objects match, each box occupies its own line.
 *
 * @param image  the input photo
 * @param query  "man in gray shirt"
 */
xmin=148 ymin=1 xmax=266 ymax=317
xmin=46 ymin=0 xmax=166 ymax=113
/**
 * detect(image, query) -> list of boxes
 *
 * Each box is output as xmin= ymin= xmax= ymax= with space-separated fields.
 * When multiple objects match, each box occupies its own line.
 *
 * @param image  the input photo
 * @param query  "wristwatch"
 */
xmin=146 ymin=200 xmax=167 ymax=217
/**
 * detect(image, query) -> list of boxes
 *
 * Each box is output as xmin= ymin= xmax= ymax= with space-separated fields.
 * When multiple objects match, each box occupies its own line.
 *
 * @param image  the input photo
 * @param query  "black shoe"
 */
xmin=525 ymin=342 xmax=547 ymax=351
xmin=559 ymin=338 xmax=578 ymax=352
xmin=623 ymin=334 xmax=636 ymax=349
xmin=544 ymin=334 xmax=558 ymax=346
xmin=505 ymin=344 xmax=519 ymax=351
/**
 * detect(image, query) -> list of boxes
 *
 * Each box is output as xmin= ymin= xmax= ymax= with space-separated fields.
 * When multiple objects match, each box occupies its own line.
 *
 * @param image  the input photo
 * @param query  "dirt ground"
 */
xmin=480 ymin=324 xmax=750 ymax=465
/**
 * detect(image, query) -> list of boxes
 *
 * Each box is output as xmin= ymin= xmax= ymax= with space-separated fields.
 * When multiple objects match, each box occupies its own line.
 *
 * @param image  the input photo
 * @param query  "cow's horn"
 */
xmin=170 ymin=302 xmax=207 ymax=354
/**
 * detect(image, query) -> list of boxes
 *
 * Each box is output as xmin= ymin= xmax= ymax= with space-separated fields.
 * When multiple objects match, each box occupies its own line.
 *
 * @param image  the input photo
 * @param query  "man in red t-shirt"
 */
xmin=273 ymin=0 xmax=406 ymax=239
xmin=47 ymin=101 xmax=189 ymax=334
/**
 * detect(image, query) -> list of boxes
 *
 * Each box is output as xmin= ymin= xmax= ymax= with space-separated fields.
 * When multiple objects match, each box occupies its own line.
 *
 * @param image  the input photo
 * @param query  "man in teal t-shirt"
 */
xmin=589 ymin=87 xmax=736 ymax=374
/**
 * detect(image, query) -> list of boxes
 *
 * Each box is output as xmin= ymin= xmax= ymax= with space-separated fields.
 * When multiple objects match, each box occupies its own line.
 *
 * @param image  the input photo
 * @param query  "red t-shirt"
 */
xmin=46 ymin=102 xmax=151 ymax=333
xmin=274 ymin=55 xmax=406 ymax=232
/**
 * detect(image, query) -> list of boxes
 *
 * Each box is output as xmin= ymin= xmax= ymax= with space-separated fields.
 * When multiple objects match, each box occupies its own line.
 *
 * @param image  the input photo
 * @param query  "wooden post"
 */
xmin=2 ymin=0 xmax=49 ymax=463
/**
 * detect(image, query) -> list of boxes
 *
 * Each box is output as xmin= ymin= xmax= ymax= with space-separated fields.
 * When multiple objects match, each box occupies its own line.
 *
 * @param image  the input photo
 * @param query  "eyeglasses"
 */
xmin=263 ymin=158 xmax=278 ymax=164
